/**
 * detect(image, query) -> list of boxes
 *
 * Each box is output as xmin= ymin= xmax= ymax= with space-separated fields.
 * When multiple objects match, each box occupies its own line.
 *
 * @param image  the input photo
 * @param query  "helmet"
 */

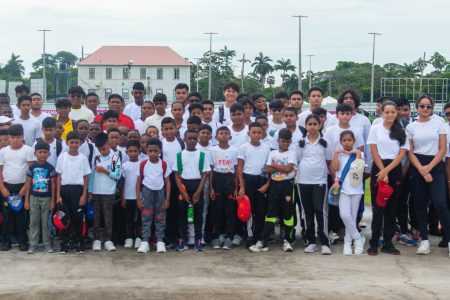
xmin=52 ymin=206 xmax=71 ymax=230
xmin=86 ymin=201 xmax=94 ymax=221
xmin=236 ymin=195 xmax=252 ymax=222
xmin=47 ymin=211 xmax=57 ymax=237
xmin=7 ymin=195 xmax=23 ymax=212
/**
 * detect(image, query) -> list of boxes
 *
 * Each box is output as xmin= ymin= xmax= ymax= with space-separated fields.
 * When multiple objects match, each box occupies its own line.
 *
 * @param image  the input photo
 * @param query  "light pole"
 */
xmin=204 ymin=32 xmax=218 ymax=99
xmin=293 ymin=15 xmax=307 ymax=92
xmin=38 ymin=29 xmax=51 ymax=101
xmin=238 ymin=53 xmax=251 ymax=93
xmin=193 ymin=58 xmax=201 ymax=92
xmin=306 ymin=54 xmax=315 ymax=89
xmin=368 ymin=32 xmax=381 ymax=103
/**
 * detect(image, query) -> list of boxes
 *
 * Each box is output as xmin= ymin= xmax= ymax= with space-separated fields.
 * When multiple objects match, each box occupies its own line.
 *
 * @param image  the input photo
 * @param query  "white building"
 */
xmin=78 ymin=46 xmax=191 ymax=103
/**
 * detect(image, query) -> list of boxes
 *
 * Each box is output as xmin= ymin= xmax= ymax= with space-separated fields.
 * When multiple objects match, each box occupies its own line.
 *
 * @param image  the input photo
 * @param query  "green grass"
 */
xmin=364 ymin=178 xmax=371 ymax=205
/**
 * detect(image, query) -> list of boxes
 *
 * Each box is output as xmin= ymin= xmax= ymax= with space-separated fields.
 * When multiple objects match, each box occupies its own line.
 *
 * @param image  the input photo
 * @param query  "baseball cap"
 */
xmin=236 ymin=195 xmax=252 ymax=223
xmin=376 ymin=181 xmax=394 ymax=208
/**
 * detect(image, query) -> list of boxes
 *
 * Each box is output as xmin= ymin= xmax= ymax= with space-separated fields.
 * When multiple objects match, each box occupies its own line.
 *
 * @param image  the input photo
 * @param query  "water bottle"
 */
xmin=187 ymin=204 xmax=194 ymax=223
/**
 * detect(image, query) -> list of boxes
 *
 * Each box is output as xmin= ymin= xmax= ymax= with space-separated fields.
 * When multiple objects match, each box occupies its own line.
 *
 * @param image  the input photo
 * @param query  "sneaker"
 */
xmin=19 ymin=243 xmax=28 ymax=251
xmin=378 ymin=235 xmax=384 ymax=246
xmin=222 ymin=237 xmax=233 ymax=250
xmin=329 ymin=232 xmax=340 ymax=245
xmin=381 ymin=245 xmax=400 ymax=255
xmin=343 ymin=243 xmax=352 ymax=255
xmin=354 ymin=235 xmax=366 ymax=255
xmin=219 ymin=234 xmax=226 ymax=245
xmin=59 ymin=243 xmax=69 ymax=254
xmin=75 ymin=242 xmax=85 ymax=254
xmin=134 ymin=237 xmax=142 ymax=249
xmin=438 ymin=239 xmax=449 ymax=248
xmin=1 ymin=243 xmax=11 ymax=251
xmin=45 ymin=245 xmax=54 ymax=253
xmin=367 ymin=245 xmax=379 ymax=256
xmin=92 ymin=240 xmax=101 ymax=251
xmin=321 ymin=245 xmax=331 ymax=255
xmin=195 ymin=239 xmax=205 ymax=251
xmin=283 ymin=240 xmax=294 ymax=252
xmin=156 ymin=242 xmax=166 ymax=253
xmin=417 ymin=240 xmax=430 ymax=255
xmin=304 ymin=243 xmax=319 ymax=253
xmin=211 ymin=239 xmax=221 ymax=249
xmin=137 ymin=242 xmax=150 ymax=253
xmin=176 ymin=239 xmax=187 ymax=252
xmin=104 ymin=241 xmax=116 ymax=251
xmin=232 ymin=234 xmax=242 ymax=246
xmin=249 ymin=241 xmax=269 ymax=252
xmin=28 ymin=245 xmax=37 ymax=254
xmin=399 ymin=234 xmax=417 ymax=247
xmin=124 ymin=238 xmax=133 ymax=249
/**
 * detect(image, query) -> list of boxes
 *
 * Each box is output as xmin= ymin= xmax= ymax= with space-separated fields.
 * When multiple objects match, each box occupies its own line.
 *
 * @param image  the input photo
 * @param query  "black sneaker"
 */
xmin=381 ymin=245 xmax=401 ymax=255
xmin=19 ymin=243 xmax=28 ymax=251
xmin=438 ymin=239 xmax=449 ymax=248
xmin=1 ymin=243 xmax=11 ymax=251
xmin=75 ymin=242 xmax=85 ymax=254
xmin=59 ymin=243 xmax=69 ymax=254
xmin=367 ymin=245 xmax=379 ymax=256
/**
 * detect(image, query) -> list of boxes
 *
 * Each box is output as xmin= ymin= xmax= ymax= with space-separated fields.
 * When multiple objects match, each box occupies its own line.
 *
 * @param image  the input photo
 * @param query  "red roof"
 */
xmin=78 ymin=46 xmax=191 ymax=66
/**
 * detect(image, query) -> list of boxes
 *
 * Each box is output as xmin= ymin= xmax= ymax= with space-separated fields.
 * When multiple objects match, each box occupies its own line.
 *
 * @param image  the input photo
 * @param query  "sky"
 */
xmin=1 ymin=0 xmax=449 ymax=77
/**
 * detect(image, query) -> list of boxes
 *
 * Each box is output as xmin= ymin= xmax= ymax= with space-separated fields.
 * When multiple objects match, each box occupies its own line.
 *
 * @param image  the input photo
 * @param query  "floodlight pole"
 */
xmin=204 ymin=32 xmax=218 ymax=99
xmin=293 ymin=15 xmax=307 ymax=92
xmin=306 ymin=54 xmax=315 ymax=89
xmin=38 ymin=29 xmax=51 ymax=101
xmin=369 ymin=32 xmax=381 ymax=103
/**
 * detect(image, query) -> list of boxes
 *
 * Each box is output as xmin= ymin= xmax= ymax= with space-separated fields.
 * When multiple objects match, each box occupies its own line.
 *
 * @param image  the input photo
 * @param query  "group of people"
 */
xmin=0 ymin=80 xmax=449 ymax=258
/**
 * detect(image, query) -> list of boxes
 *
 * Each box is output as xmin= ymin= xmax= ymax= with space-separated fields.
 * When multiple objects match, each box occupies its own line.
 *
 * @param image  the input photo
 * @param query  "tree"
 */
xmin=31 ymin=54 xmax=57 ymax=70
xmin=282 ymin=73 xmax=299 ymax=92
xmin=401 ymin=63 xmax=420 ymax=78
xmin=54 ymin=51 xmax=78 ymax=68
xmin=414 ymin=57 xmax=428 ymax=77
xmin=2 ymin=53 xmax=25 ymax=79
xmin=429 ymin=52 xmax=447 ymax=72
xmin=274 ymin=58 xmax=296 ymax=80
xmin=251 ymin=52 xmax=273 ymax=87
xmin=218 ymin=46 xmax=236 ymax=69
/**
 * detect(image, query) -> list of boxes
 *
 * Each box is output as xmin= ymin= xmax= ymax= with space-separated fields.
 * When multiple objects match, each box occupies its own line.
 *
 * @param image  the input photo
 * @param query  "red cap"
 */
xmin=376 ymin=181 xmax=394 ymax=208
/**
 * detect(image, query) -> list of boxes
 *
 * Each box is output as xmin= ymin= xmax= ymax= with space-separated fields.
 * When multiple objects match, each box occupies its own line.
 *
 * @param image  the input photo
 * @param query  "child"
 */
xmin=54 ymin=98 xmax=73 ymax=141
xmin=135 ymin=101 xmax=155 ymax=135
xmin=146 ymin=126 xmax=159 ymax=139
xmin=197 ymin=124 xmax=212 ymax=151
xmin=210 ymin=126 xmax=238 ymax=249
xmin=237 ymin=122 xmax=271 ymax=247
xmin=186 ymin=116 xmax=202 ymax=132
xmin=249 ymin=128 xmax=297 ymax=253
xmin=252 ymin=94 xmax=267 ymax=118
xmin=238 ymin=96 xmax=255 ymax=126
xmin=107 ymin=127 xmax=129 ymax=163
xmin=296 ymin=115 xmax=330 ymax=254
xmin=173 ymin=129 xmax=210 ymax=251
xmin=145 ymin=93 xmax=172 ymax=131
xmin=272 ymin=107 xmax=302 ymax=151
xmin=0 ymin=129 xmax=9 ymax=149
xmin=76 ymin=120 xmax=96 ymax=169
xmin=201 ymin=99 xmax=220 ymax=146
xmin=34 ymin=117 xmax=65 ymax=167
xmin=103 ymin=110 xmax=119 ymax=130
xmin=330 ymin=130 xmax=365 ymax=255
xmin=213 ymin=82 xmax=240 ymax=125
xmin=55 ymin=119 xmax=64 ymax=141
xmin=127 ymin=130 xmax=140 ymax=142
xmin=55 ymin=131 xmax=91 ymax=253
xmin=121 ymin=140 xmax=142 ymax=249
xmin=255 ymin=115 xmax=272 ymax=148
xmin=139 ymin=133 xmax=151 ymax=161
xmin=68 ymin=86 xmax=94 ymax=122
xmin=13 ymin=96 xmax=42 ymax=146
xmin=136 ymin=138 xmax=171 ymax=253
xmin=311 ymin=107 xmax=328 ymax=131
xmin=267 ymin=99 xmax=286 ymax=138
xmin=188 ymin=103 xmax=204 ymax=120
xmin=171 ymin=101 xmax=185 ymax=137
xmin=88 ymin=122 xmax=102 ymax=143
xmin=89 ymin=132 xmax=122 ymax=251
xmin=0 ymin=124 xmax=35 ymax=251
xmin=118 ymin=126 xmax=129 ymax=153
xmin=25 ymin=141 xmax=57 ymax=253
xmin=275 ymin=91 xmax=290 ymax=108
xmin=298 ymin=87 xmax=332 ymax=128
xmin=289 ymin=91 xmax=304 ymax=113
xmin=228 ymin=103 xmax=249 ymax=148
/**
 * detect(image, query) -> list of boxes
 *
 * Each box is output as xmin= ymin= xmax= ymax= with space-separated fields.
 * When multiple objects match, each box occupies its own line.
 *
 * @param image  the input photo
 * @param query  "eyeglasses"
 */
xmin=445 ymin=112 xmax=450 ymax=117
xmin=418 ymin=104 xmax=433 ymax=110
xmin=291 ymin=98 xmax=302 ymax=101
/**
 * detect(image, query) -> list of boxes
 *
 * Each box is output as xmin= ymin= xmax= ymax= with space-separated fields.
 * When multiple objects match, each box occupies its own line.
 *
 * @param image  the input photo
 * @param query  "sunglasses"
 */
xmin=418 ymin=104 xmax=433 ymax=110
xmin=291 ymin=98 xmax=302 ymax=101
xmin=271 ymin=108 xmax=283 ymax=112
xmin=445 ymin=112 xmax=450 ymax=117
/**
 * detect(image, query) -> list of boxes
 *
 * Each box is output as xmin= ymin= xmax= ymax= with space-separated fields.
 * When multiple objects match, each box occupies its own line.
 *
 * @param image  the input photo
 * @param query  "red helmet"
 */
xmin=236 ymin=195 xmax=252 ymax=222
xmin=376 ymin=181 xmax=394 ymax=208
xmin=52 ymin=209 xmax=71 ymax=231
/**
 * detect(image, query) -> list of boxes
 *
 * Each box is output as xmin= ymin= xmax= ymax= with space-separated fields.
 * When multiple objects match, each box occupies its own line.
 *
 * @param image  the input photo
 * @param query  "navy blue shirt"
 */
xmin=26 ymin=162 xmax=57 ymax=197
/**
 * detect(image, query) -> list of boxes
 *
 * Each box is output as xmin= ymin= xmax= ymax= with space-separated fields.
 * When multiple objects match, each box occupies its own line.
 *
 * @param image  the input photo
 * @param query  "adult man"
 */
xmin=68 ymin=86 xmax=94 ymax=122
xmin=86 ymin=92 xmax=100 ymax=116
xmin=123 ymin=82 xmax=146 ymax=120
xmin=212 ymin=82 xmax=240 ymax=125
xmin=289 ymin=91 xmax=304 ymax=113
xmin=174 ymin=83 xmax=190 ymax=120
xmin=297 ymin=87 xmax=333 ymax=128
xmin=93 ymin=94 xmax=135 ymax=130
xmin=30 ymin=93 xmax=51 ymax=123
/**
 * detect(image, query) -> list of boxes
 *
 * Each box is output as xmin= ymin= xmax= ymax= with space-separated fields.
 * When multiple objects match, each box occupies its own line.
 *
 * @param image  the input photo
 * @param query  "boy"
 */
xmin=103 ymin=110 xmax=120 ymax=130
xmin=213 ymin=82 xmax=240 ymax=125
xmin=0 ymin=129 xmax=10 ymax=149
xmin=136 ymin=138 xmax=171 ymax=253
xmin=89 ymin=132 xmax=122 ymax=251
xmin=135 ymin=101 xmax=155 ymax=135
xmin=237 ymin=122 xmax=271 ymax=247
xmin=272 ymin=107 xmax=303 ymax=151
xmin=25 ymin=141 xmax=57 ymax=253
xmin=118 ymin=126 xmax=129 ymax=153
xmin=201 ymin=99 xmax=220 ymax=146
xmin=238 ymin=96 xmax=255 ymax=126
xmin=13 ymin=96 xmax=42 ymax=146
xmin=275 ymin=91 xmax=290 ymax=108
xmin=55 ymin=119 xmax=64 ymax=141
xmin=312 ymin=107 xmax=328 ymax=130
xmin=124 ymin=82 xmax=146 ymax=121
xmin=76 ymin=120 xmax=96 ymax=169
xmin=228 ymin=103 xmax=249 ymax=148
xmin=297 ymin=87 xmax=332 ymax=128
xmin=55 ymin=98 xmax=73 ymax=141
xmin=0 ymin=124 xmax=34 ymax=251
xmin=255 ymin=115 xmax=273 ymax=148
xmin=34 ymin=117 xmax=65 ymax=167
xmin=210 ymin=126 xmax=238 ymax=249
xmin=56 ymin=131 xmax=91 ymax=254
xmin=121 ymin=140 xmax=142 ymax=249
xmin=30 ymin=93 xmax=51 ymax=123
xmin=107 ymin=127 xmax=129 ymax=164
xmin=68 ymin=86 xmax=94 ymax=122
xmin=188 ymin=103 xmax=204 ymax=120
xmin=250 ymin=128 xmax=297 ymax=252
xmin=268 ymin=99 xmax=286 ymax=138
xmin=172 ymin=129 xmax=210 ymax=251
xmin=186 ymin=116 xmax=202 ymax=132
xmin=145 ymin=93 xmax=172 ymax=131
xmin=139 ymin=133 xmax=151 ymax=161
xmin=289 ymin=91 xmax=304 ymax=113
xmin=85 ymin=92 xmax=100 ymax=116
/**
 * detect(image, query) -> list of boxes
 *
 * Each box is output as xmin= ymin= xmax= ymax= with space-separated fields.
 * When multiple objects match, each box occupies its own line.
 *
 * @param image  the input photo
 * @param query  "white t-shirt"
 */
xmin=162 ymin=138 xmax=183 ymax=168
xmin=69 ymin=106 xmax=94 ymax=123
xmin=324 ymin=125 xmax=365 ymax=160
xmin=228 ymin=125 xmax=249 ymax=148
xmin=268 ymin=120 xmax=286 ymax=138
xmin=134 ymin=119 xmax=147 ymax=135
xmin=266 ymin=149 xmax=297 ymax=181
xmin=271 ymin=127 xmax=303 ymax=152
xmin=210 ymin=145 xmax=238 ymax=173
xmin=328 ymin=113 xmax=372 ymax=142
xmin=0 ymin=145 xmax=34 ymax=184
xmin=123 ymin=102 xmax=142 ymax=121
xmin=90 ymin=150 xmax=122 ymax=195
xmin=122 ymin=160 xmax=140 ymax=199
xmin=298 ymin=109 xmax=333 ymax=128
xmin=172 ymin=150 xmax=211 ymax=180
xmin=406 ymin=118 xmax=447 ymax=156
xmin=367 ymin=123 xmax=409 ymax=160
xmin=32 ymin=139 xmax=67 ymax=168
xmin=261 ymin=135 xmax=273 ymax=148
xmin=203 ymin=120 xmax=220 ymax=146
xmin=296 ymin=136 xmax=328 ymax=184
xmin=213 ymin=105 xmax=231 ymax=126
xmin=145 ymin=112 xmax=173 ymax=131
xmin=12 ymin=117 xmax=42 ymax=147
xmin=30 ymin=111 xmax=52 ymax=124
xmin=56 ymin=152 xmax=91 ymax=185
xmin=79 ymin=141 xmax=97 ymax=168
xmin=11 ymin=104 xmax=20 ymax=119
xmin=141 ymin=159 xmax=172 ymax=191
xmin=238 ymin=142 xmax=271 ymax=175
xmin=336 ymin=152 xmax=365 ymax=195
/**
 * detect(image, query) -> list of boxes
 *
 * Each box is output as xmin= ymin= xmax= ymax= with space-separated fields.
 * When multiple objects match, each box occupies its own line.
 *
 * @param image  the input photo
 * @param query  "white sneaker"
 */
xmin=156 ymin=242 xmax=166 ymax=253
xmin=104 ymin=241 xmax=116 ymax=251
xmin=92 ymin=240 xmax=101 ymax=251
xmin=417 ymin=240 xmax=430 ymax=255
xmin=249 ymin=241 xmax=269 ymax=252
xmin=321 ymin=245 xmax=331 ymax=255
xmin=232 ymin=234 xmax=242 ymax=246
xmin=124 ymin=238 xmax=133 ymax=249
xmin=304 ymin=243 xmax=319 ymax=253
xmin=134 ymin=237 xmax=142 ymax=249
xmin=343 ymin=243 xmax=352 ymax=255
xmin=282 ymin=240 xmax=294 ymax=252
xmin=137 ymin=241 xmax=150 ymax=253
xmin=354 ymin=235 xmax=366 ymax=255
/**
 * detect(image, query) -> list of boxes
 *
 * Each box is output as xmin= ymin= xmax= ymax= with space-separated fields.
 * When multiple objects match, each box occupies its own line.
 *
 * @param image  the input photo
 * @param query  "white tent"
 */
xmin=322 ymin=96 xmax=337 ymax=105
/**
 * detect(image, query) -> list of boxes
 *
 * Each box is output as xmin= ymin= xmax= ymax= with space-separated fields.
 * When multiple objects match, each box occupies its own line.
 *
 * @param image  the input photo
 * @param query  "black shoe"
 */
xmin=1 ymin=243 xmax=11 ymax=251
xmin=367 ymin=245 xmax=379 ymax=256
xmin=59 ymin=243 xmax=69 ymax=254
xmin=19 ymin=243 xmax=28 ymax=251
xmin=438 ymin=239 xmax=449 ymax=248
xmin=75 ymin=242 xmax=85 ymax=254
xmin=381 ymin=245 xmax=401 ymax=255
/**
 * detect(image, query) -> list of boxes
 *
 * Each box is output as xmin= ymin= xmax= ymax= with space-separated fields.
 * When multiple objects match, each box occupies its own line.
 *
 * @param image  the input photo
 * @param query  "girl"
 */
xmin=252 ymin=94 xmax=267 ymax=117
xmin=330 ymin=130 xmax=365 ymax=255
xmin=134 ymin=101 xmax=155 ymax=135
xmin=88 ymin=122 xmax=102 ymax=143
xmin=406 ymin=94 xmax=450 ymax=256
xmin=171 ymin=101 xmax=185 ymax=137
xmin=367 ymin=101 xmax=408 ymax=256
xmin=297 ymin=114 xmax=330 ymax=255
xmin=145 ymin=125 xmax=160 ymax=139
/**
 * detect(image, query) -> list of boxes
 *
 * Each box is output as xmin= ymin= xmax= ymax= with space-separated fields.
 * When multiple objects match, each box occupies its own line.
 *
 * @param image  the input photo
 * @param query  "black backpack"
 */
xmin=219 ymin=105 xmax=225 ymax=124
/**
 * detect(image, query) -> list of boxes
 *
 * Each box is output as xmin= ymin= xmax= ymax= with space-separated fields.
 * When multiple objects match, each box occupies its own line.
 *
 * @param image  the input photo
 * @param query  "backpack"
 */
xmin=139 ymin=159 xmax=167 ymax=186
xmin=176 ymin=151 xmax=205 ymax=175
xmin=87 ymin=143 xmax=94 ymax=169
xmin=36 ymin=138 xmax=63 ymax=157
xmin=176 ymin=137 xmax=185 ymax=150
xmin=219 ymin=105 xmax=225 ymax=124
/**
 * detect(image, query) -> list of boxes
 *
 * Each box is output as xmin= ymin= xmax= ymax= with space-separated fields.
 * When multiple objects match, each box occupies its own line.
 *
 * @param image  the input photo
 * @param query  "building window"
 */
xmin=123 ymin=68 xmax=129 ymax=80
xmin=122 ymin=88 xmax=129 ymax=100
xmin=157 ymin=67 xmax=163 ymax=80
xmin=140 ymin=68 xmax=146 ymax=80
xmin=89 ymin=68 xmax=95 ymax=79
xmin=174 ymin=68 xmax=180 ymax=80
xmin=105 ymin=88 xmax=112 ymax=101
xmin=156 ymin=89 xmax=163 ymax=93
xmin=88 ymin=89 xmax=96 ymax=94
xmin=106 ymin=68 xmax=112 ymax=79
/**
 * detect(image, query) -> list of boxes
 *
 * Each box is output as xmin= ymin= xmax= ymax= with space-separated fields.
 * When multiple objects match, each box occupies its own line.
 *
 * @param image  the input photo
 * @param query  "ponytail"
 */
xmin=390 ymin=120 xmax=406 ymax=146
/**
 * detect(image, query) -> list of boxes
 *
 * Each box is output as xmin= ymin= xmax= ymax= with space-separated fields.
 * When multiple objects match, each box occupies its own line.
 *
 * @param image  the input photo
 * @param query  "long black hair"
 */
xmin=299 ymin=114 xmax=327 ymax=148
xmin=381 ymin=101 xmax=406 ymax=146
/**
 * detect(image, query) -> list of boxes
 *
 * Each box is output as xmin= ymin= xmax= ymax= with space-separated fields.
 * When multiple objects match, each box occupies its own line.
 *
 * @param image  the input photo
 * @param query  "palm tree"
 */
xmin=429 ymin=52 xmax=447 ymax=72
xmin=274 ymin=58 xmax=296 ymax=80
xmin=218 ymin=46 xmax=236 ymax=69
xmin=3 ymin=53 xmax=25 ymax=79
xmin=251 ymin=52 xmax=273 ymax=87
xmin=400 ymin=63 xmax=420 ymax=78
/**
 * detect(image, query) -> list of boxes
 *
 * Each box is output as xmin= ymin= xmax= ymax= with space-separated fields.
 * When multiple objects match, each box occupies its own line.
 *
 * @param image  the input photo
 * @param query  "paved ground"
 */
xmin=1 ymin=214 xmax=449 ymax=299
